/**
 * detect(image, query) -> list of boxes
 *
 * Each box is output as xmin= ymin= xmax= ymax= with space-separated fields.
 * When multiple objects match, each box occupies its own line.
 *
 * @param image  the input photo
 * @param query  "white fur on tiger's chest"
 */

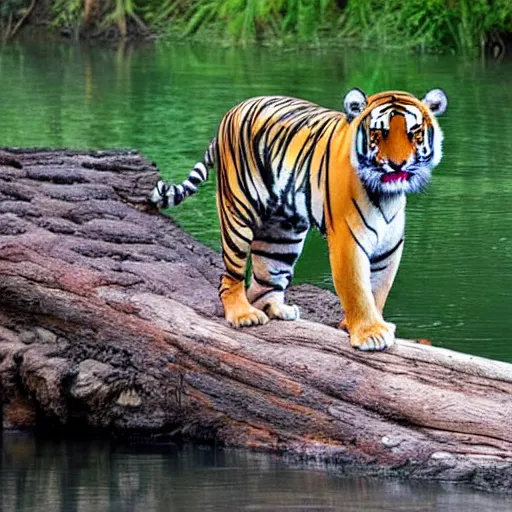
xmin=347 ymin=194 xmax=406 ymax=261
xmin=373 ymin=195 xmax=406 ymax=239
xmin=372 ymin=206 xmax=405 ymax=257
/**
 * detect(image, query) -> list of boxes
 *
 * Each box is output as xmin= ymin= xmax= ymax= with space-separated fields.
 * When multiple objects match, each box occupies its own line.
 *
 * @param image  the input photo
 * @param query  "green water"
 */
xmin=2 ymin=42 xmax=512 ymax=362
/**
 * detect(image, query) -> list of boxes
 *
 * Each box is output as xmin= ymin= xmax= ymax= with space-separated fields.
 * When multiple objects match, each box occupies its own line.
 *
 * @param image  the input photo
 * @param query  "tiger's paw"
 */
xmin=263 ymin=303 xmax=300 ymax=321
xmin=350 ymin=322 xmax=396 ymax=351
xmin=226 ymin=306 xmax=269 ymax=328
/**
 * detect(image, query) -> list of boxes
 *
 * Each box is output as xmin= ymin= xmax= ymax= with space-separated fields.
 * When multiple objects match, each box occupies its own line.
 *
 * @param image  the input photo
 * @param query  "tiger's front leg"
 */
xmin=371 ymin=239 xmax=404 ymax=318
xmin=328 ymin=222 xmax=396 ymax=351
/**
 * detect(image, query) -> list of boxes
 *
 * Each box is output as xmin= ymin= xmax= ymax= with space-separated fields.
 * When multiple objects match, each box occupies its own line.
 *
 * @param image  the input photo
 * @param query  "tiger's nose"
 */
xmin=388 ymin=160 xmax=406 ymax=172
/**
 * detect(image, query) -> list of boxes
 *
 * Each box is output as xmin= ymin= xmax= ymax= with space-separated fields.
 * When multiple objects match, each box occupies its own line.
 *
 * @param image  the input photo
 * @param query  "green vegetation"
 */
xmin=340 ymin=0 xmax=512 ymax=55
xmin=178 ymin=0 xmax=334 ymax=42
xmin=1 ymin=0 xmax=511 ymax=54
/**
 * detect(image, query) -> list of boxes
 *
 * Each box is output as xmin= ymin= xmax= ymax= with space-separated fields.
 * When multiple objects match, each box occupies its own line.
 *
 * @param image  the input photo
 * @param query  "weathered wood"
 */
xmin=1 ymin=148 xmax=511 ymax=493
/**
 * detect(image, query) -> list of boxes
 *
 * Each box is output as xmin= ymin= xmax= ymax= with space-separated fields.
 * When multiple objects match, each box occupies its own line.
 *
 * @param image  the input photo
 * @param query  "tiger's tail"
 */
xmin=150 ymin=138 xmax=216 ymax=209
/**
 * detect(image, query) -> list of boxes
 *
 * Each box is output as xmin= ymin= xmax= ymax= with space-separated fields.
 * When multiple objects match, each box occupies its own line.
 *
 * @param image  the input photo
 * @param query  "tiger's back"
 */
xmin=216 ymin=95 xmax=347 ymax=234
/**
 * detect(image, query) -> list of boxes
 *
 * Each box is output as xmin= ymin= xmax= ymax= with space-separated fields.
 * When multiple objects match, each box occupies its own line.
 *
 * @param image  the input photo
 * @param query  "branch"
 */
xmin=7 ymin=0 xmax=37 ymax=41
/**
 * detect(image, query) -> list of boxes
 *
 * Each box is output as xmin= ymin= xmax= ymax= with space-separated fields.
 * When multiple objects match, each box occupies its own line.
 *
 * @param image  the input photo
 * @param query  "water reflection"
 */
xmin=1 ymin=433 xmax=512 ymax=512
xmin=1 ymin=42 xmax=512 ymax=360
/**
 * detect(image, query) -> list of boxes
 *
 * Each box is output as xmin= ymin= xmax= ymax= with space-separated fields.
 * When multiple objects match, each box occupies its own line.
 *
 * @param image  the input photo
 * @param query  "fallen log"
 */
xmin=1 ymin=148 xmax=511 ymax=493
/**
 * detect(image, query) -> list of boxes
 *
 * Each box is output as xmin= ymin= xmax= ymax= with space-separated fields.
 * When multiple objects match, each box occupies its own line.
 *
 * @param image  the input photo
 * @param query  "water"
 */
xmin=2 ymin=433 xmax=512 ymax=512
xmin=1 ymin=42 xmax=512 ymax=362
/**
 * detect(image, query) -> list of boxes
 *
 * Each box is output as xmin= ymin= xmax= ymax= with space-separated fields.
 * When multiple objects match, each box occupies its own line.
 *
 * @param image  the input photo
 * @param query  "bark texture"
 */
xmin=1 ymin=148 xmax=511 ymax=493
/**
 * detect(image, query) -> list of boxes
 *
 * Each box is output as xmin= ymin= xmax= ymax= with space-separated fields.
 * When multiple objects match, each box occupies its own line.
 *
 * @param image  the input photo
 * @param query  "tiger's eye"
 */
xmin=408 ymin=129 xmax=423 ymax=144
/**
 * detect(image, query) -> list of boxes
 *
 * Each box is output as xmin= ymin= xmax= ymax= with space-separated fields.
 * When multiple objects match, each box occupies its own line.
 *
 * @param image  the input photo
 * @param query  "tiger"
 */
xmin=150 ymin=88 xmax=447 ymax=351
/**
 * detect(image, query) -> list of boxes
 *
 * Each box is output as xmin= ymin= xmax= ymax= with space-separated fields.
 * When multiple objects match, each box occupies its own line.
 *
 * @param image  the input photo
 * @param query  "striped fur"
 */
xmin=151 ymin=139 xmax=216 ymax=208
xmin=150 ymin=89 xmax=447 ymax=351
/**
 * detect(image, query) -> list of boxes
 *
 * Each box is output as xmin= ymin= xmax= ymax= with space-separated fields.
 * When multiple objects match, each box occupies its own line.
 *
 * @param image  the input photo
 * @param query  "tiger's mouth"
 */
xmin=355 ymin=162 xmax=431 ymax=195
xmin=381 ymin=171 xmax=411 ymax=183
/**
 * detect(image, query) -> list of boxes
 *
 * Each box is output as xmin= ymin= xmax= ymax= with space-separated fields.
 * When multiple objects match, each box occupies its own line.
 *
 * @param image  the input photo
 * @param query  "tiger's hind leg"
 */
xmin=219 ymin=218 xmax=269 ymax=329
xmin=220 ymin=274 xmax=269 ymax=327
xmin=247 ymin=214 xmax=309 ymax=321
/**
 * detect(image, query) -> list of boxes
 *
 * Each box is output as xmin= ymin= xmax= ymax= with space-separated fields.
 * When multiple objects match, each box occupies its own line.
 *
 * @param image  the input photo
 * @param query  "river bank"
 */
xmin=1 ymin=0 xmax=511 ymax=56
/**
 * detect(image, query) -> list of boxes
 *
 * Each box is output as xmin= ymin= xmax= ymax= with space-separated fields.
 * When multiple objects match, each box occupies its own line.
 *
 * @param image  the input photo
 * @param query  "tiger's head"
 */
xmin=344 ymin=88 xmax=447 ymax=195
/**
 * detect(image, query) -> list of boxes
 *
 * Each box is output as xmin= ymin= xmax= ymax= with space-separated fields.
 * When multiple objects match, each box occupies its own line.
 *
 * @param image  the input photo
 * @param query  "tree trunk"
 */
xmin=1 ymin=148 xmax=511 ymax=492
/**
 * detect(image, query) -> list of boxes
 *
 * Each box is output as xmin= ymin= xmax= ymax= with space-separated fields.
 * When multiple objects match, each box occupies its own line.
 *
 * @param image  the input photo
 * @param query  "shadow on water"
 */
xmin=1 ymin=432 xmax=512 ymax=512
xmin=1 ymin=42 xmax=512 ymax=361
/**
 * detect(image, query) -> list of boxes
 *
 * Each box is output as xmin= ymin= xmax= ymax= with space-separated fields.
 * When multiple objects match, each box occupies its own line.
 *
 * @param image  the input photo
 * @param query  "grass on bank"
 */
xmin=1 ymin=0 xmax=512 ymax=55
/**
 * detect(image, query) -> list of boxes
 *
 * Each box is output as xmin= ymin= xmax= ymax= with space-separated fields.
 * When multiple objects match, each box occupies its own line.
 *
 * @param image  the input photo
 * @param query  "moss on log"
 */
xmin=1 ymin=148 xmax=511 ymax=493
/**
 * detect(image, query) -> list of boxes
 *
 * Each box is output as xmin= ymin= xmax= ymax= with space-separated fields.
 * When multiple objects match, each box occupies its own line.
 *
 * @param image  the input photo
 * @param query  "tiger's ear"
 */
xmin=422 ymin=89 xmax=448 ymax=116
xmin=343 ymin=88 xmax=367 ymax=122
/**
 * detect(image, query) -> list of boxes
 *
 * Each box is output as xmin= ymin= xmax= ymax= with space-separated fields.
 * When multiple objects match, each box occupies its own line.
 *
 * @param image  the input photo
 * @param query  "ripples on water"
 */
xmin=1 ymin=42 xmax=512 ymax=361
xmin=2 ymin=433 xmax=512 ymax=512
